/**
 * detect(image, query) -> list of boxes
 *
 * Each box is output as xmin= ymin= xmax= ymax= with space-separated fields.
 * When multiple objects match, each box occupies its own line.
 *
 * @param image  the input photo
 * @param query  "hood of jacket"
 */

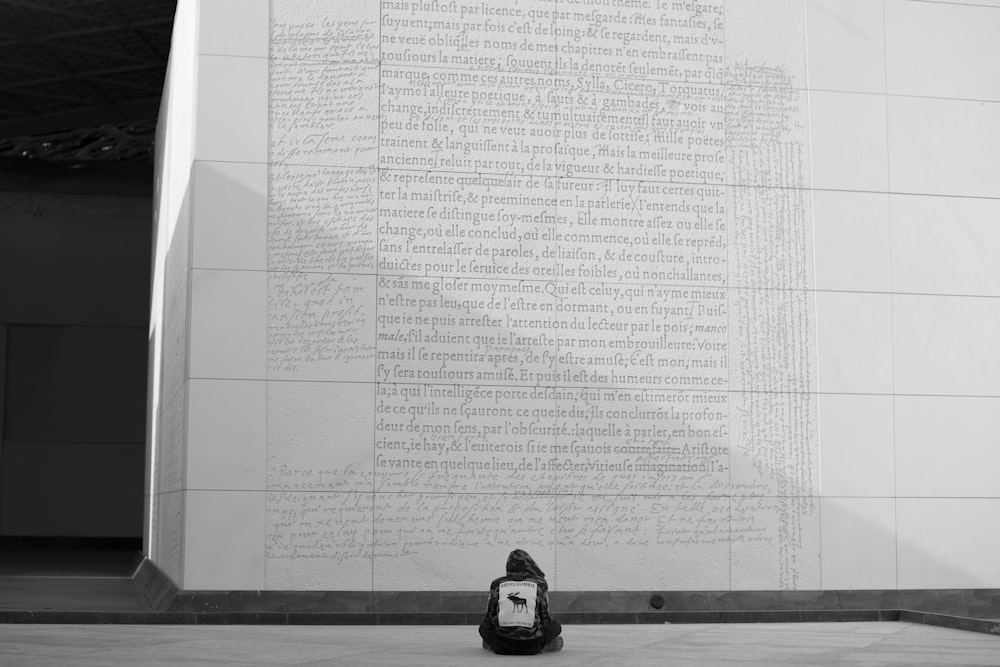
xmin=505 ymin=549 xmax=545 ymax=579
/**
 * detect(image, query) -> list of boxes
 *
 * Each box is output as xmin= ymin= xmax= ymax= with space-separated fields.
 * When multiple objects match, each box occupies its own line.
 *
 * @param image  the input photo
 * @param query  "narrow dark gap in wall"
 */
xmin=0 ymin=158 xmax=152 ymax=579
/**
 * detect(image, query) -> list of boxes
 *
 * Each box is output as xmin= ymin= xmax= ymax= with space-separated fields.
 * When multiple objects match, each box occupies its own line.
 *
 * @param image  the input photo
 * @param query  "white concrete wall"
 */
xmin=811 ymin=0 xmax=1000 ymax=590
xmin=150 ymin=0 xmax=1000 ymax=591
xmin=149 ymin=0 xmax=270 ymax=589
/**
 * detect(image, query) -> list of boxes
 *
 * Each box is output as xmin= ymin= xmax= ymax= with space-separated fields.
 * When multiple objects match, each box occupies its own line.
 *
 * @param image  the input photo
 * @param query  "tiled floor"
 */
xmin=1 ymin=622 xmax=999 ymax=666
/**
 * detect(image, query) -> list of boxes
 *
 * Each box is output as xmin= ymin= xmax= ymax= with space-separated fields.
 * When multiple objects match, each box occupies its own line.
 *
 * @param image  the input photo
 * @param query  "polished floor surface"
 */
xmin=2 ymin=622 xmax=1000 ymax=666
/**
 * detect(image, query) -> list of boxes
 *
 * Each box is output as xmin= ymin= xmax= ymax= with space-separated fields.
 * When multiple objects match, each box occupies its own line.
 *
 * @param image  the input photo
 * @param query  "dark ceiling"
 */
xmin=0 ymin=0 xmax=176 ymax=162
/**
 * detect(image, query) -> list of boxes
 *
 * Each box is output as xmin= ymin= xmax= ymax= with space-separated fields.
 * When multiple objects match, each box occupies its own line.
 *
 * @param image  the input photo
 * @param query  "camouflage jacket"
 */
xmin=480 ymin=549 xmax=553 ymax=641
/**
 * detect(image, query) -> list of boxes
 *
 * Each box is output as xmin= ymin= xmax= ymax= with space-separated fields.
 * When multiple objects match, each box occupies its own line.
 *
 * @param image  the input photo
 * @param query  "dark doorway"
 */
xmin=0 ymin=158 xmax=152 ymax=576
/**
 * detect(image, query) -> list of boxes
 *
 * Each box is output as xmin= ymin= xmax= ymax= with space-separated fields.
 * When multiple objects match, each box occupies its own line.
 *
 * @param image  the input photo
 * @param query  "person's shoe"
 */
xmin=542 ymin=636 xmax=564 ymax=652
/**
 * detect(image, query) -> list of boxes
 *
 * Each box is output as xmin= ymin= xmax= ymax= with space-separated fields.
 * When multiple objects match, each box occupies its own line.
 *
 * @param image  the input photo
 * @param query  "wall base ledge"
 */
xmin=118 ymin=560 xmax=1000 ymax=634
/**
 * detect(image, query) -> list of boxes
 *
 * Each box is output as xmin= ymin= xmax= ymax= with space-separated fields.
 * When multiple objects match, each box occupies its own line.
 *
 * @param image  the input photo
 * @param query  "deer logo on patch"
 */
xmin=507 ymin=592 xmax=529 ymax=612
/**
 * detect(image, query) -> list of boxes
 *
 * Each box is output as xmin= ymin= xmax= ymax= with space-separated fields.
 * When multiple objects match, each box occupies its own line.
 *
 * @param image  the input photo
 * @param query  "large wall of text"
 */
xmin=264 ymin=0 xmax=818 ymax=591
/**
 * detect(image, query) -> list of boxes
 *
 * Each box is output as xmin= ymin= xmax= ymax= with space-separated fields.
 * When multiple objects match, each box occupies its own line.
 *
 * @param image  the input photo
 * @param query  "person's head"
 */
xmin=506 ymin=548 xmax=545 ymax=578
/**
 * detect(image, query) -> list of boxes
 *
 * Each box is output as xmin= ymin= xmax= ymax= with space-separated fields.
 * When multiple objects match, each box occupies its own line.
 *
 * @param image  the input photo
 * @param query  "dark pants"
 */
xmin=479 ymin=620 xmax=562 ymax=655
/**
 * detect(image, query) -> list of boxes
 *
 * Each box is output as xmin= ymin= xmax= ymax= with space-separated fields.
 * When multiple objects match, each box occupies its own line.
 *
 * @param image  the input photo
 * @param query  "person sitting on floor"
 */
xmin=479 ymin=549 xmax=563 ymax=654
